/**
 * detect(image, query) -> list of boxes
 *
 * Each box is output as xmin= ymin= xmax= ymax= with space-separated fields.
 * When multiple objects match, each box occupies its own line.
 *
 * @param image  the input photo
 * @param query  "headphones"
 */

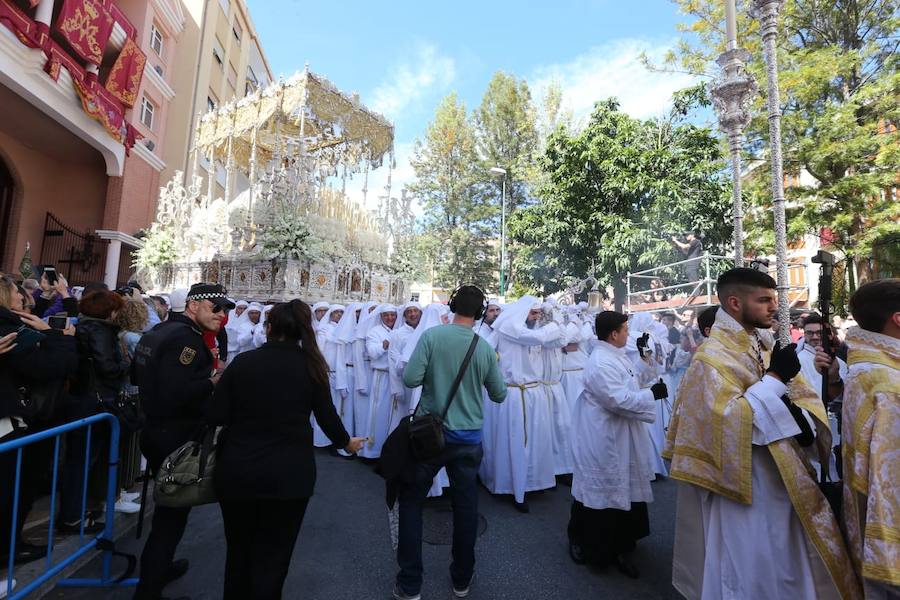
xmin=448 ymin=285 xmax=488 ymax=321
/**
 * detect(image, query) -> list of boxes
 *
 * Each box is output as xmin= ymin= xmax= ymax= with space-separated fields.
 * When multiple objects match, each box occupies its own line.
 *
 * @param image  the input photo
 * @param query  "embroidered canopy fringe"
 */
xmin=196 ymin=69 xmax=394 ymax=175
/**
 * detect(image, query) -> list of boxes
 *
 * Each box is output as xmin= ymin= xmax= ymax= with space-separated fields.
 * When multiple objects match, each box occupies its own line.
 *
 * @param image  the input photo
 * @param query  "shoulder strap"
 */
xmin=440 ymin=333 xmax=480 ymax=421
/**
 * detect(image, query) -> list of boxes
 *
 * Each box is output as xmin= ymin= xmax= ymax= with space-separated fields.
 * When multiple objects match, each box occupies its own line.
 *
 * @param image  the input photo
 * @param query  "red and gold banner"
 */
xmin=55 ymin=0 xmax=113 ymax=65
xmin=104 ymin=37 xmax=145 ymax=108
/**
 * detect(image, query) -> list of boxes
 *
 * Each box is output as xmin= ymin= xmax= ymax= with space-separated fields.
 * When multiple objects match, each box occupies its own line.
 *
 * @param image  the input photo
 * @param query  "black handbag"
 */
xmin=89 ymin=358 xmax=145 ymax=434
xmin=15 ymin=378 xmax=65 ymax=423
xmin=407 ymin=332 xmax=480 ymax=461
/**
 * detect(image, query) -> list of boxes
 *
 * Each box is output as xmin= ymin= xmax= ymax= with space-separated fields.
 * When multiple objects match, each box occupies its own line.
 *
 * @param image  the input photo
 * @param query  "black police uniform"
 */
xmin=132 ymin=313 xmax=213 ymax=599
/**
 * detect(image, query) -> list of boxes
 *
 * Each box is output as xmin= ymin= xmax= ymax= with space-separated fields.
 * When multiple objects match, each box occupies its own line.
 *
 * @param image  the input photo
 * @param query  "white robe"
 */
xmin=361 ymin=324 xmax=395 ymax=458
xmin=672 ymin=374 xmax=839 ymax=600
xmin=571 ymin=341 xmax=656 ymax=510
xmin=626 ymin=347 xmax=669 ymax=478
xmin=561 ymin=321 xmax=591 ymax=417
xmin=312 ymin=320 xmax=340 ymax=447
xmin=388 ymin=324 xmax=416 ymax=433
xmin=481 ymin=321 xmax=562 ymax=502
xmin=544 ymin=324 xmax=576 ymax=476
xmin=352 ymin=337 xmax=372 ymax=439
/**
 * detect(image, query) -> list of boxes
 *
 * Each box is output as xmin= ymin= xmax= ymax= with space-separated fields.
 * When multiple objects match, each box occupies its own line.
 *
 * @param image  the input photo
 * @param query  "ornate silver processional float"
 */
xmin=139 ymin=66 xmax=411 ymax=303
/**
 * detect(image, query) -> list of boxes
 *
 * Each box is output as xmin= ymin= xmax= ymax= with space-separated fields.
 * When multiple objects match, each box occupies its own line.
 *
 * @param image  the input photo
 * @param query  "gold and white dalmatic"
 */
xmin=841 ymin=327 xmax=900 ymax=598
xmin=665 ymin=310 xmax=861 ymax=600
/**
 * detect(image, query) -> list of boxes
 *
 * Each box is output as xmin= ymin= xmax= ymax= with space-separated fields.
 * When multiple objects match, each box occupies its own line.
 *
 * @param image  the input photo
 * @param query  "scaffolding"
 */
xmin=626 ymin=253 xmax=809 ymax=314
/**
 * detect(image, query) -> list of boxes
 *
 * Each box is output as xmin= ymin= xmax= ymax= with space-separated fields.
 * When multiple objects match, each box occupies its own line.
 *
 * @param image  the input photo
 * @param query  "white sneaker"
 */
xmin=0 ymin=578 xmax=17 ymax=599
xmin=114 ymin=500 xmax=141 ymax=514
xmin=120 ymin=491 xmax=141 ymax=503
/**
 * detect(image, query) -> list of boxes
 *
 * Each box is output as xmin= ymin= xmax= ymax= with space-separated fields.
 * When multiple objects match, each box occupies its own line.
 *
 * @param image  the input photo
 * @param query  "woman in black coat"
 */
xmin=209 ymin=299 xmax=365 ymax=600
xmin=59 ymin=290 xmax=129 ymax=533
xmin=0 ymin=274 xmax=78 ymax=563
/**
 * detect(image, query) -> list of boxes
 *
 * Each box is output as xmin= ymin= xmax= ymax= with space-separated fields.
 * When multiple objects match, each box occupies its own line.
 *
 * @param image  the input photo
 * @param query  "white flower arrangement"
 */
xmin=257 ymin=212 xmax=327 ymax=262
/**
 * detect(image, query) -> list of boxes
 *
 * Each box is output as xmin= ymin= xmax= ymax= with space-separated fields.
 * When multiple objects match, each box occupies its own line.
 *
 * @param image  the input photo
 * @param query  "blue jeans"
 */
xmin=396 ymin=442 xmax=483 ymax=595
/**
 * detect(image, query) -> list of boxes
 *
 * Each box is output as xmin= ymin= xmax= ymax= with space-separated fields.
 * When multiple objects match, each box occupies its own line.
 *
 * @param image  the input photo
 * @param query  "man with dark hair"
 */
xmin=568 ymin=311 xmax=666 ymax=578
xmin=797 ymin=313 xmax=846 ymax=405
xmin=697 ymin=305 xmax=718 ymax=338
xmin=842 ymin=278 xmax=899 ymax=598
xmin=393 ymin=285 xmax=507 ymax=600
xmin=665 ymin=268 xmax=859 ymax=599
xmin=669 ymin=231 xmax=703 ymax=282
xmin=132 ymin=283 xmax=234 ymax=600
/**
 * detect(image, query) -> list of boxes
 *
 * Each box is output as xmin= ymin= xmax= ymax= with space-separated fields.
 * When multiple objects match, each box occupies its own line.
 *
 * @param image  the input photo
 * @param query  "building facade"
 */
xmin=0 ymin=0 xmax=272 ymax=289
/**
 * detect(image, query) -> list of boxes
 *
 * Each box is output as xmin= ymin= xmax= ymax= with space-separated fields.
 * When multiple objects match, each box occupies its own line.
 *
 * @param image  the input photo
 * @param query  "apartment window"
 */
xmin=150 ymin=24 xmax=164 ymax=56
xmin=207 ymin=95 xmax=217 ymax=111
xmin=232 ymin=19 xmax=242 ymax=43
xmin=227 ymin=64 xmax=237 ymax=89
xmin=212 ymin=38 xmax=224 ymax=66
xmin=218 ymin=0 xmax=229 ymax=16
xmin=140 ymin=97 xmax=155 ymax=129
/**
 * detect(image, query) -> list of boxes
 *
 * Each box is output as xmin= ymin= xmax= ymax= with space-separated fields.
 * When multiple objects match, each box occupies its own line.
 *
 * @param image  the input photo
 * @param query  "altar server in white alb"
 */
xmin=568 ymin=311 xmax=667 ymax=579
xmin=388 ymin=302 xmax=422 ymax=432
xmin=334 ymin=302 xmax=363 ymax=441
xmin=477 ymin=299 xmax=502 ymax=483
xmin=361 ymin=304 xmax=398 ymax=458
xmin=666 ymin=268 xmax=860 ymax=600
xmin=482 ymin=295 xmax=565 ymax=512
xmin=313 ymin=304 xmax=345 ymax=449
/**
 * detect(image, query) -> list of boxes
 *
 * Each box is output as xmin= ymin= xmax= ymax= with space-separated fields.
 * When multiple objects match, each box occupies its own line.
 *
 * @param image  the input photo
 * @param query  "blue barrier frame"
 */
xmin=1 ymin=413 xmax=139 ymax=598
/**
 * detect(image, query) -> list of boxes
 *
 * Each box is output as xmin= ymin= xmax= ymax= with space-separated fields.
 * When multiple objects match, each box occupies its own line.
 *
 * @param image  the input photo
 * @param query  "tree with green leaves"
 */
xmin=510 ymin=99 xmax=732 ymax=308
xmin=659 ymin=0 xmax=899 ymax=284
xmin=408 ymin=93 xmax=496 ymax=291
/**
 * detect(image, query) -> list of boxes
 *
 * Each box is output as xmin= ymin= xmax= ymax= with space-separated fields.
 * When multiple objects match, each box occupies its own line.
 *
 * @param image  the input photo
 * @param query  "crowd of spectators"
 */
xmin=0 ymin=266 xmax=161 ymax=573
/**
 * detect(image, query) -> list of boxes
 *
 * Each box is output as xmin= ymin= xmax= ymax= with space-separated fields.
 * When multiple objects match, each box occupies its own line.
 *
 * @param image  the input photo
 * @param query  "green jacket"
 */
xmin=402 ymin=324 xmax=507 ymax=431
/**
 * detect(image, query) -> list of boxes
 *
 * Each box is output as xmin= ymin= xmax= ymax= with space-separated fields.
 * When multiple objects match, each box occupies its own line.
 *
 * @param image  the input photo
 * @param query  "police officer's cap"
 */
xmin=185 ymin=283 xmax=236 ymax=310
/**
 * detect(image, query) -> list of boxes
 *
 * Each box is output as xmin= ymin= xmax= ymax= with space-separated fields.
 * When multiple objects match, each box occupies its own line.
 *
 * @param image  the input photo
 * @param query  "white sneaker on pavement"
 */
xmin=114 ymin=500 xmax=141 ymax=514
xmin=120 ymin=491 xmax=141 ymax=503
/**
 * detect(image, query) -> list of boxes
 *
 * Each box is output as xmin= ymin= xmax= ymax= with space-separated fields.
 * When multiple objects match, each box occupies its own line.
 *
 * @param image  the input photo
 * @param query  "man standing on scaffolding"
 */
xmin=669 ymin=231 xmax=703 ymax=282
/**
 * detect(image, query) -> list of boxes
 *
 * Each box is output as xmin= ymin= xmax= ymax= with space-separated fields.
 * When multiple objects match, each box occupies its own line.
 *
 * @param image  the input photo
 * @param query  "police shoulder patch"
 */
xmin=179 ymin=346 xmax=197 ymax=365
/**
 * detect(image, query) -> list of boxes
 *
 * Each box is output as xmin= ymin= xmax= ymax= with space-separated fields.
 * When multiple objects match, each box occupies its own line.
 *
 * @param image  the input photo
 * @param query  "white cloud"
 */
xmin=529 ymin=39 xmax=697 ymax=124
xmin=369 ymin=44 xmax=456 ymax=120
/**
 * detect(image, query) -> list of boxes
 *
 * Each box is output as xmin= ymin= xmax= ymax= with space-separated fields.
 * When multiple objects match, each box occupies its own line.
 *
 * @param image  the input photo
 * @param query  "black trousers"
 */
xmin=567 ymin=500 xmax=649 ymax=566
xmin=134 ymin=424 xmax=196 ymax=600
xmin=219 ymin=496 xmax=309 ymax=600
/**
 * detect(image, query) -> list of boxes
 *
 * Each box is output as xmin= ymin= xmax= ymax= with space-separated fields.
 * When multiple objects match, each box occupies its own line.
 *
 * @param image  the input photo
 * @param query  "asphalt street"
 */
xmin=51 ymin=452 xmax=681 ymax=600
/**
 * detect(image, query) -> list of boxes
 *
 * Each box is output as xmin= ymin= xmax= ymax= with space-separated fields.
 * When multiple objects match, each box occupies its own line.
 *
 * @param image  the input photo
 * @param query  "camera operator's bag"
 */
xmin=407 ymin=332 xmax=480 ymax=461
xmin=153 ymin=426 xmax=218 ymax=508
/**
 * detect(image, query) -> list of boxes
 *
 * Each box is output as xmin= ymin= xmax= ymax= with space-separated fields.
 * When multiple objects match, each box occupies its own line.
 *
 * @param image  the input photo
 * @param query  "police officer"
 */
xmin=132 ymin=283 xmax=233 ymax=600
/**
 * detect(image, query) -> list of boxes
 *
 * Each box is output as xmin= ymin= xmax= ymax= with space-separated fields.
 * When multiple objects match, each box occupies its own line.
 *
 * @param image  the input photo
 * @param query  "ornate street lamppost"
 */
xmin=490 ymin=166 xmax=508 ymax=297
xmin=711 ymin=0 xmax=757 ymax=267
xmin=752 ymin=0 xmax=791 ymax=344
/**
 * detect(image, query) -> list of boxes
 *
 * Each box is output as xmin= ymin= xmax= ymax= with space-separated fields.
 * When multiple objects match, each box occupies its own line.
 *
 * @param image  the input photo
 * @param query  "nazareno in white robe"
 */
xmin=312 ymin=306 xmax=344 ymax=448
xmin=481 ymin=296 xmax=563 ymax=503
xmin=360 ymin=307 xmax=397 ymax=459
xmin=571 ymin=340 xmax=656 ymax=511
xmin=543 ymin=320 xmax=578 ymax=476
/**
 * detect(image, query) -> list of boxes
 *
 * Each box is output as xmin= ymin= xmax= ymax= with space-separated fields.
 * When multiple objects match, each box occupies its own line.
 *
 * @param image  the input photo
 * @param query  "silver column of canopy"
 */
xmin=752 ymin=0 xmax=791 ymax=344
xmin=712 ymin=0 xmax=757 ymax=267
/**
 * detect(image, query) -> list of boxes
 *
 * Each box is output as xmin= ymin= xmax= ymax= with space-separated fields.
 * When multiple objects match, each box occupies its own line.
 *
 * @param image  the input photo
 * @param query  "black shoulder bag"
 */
xmin=407 ymin=332 xmax=480 ymax=461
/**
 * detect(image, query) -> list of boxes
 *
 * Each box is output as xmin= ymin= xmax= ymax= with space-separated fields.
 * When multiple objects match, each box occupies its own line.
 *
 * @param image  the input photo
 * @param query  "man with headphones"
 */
xmin=393 ymin=285 xmax=507 ymax=600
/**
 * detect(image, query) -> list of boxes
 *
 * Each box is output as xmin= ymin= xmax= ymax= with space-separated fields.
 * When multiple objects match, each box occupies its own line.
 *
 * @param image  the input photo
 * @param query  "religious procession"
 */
xmin=0 ymin=0 xmax=897 ymax=599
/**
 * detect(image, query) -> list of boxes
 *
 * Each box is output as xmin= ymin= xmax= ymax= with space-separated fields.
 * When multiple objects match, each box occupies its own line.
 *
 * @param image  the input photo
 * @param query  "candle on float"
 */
xmin=725 ymin=0 xmax=738 ymax=49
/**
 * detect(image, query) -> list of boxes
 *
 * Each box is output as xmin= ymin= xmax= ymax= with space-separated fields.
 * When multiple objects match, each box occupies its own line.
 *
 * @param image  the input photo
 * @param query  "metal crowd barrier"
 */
xmin=1 ymin=413 xmax=138 ymax=598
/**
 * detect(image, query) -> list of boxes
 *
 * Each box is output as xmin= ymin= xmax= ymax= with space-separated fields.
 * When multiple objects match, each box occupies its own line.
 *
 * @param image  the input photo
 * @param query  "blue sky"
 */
xmin=246 ymin=0 xmax=700 ymax=210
